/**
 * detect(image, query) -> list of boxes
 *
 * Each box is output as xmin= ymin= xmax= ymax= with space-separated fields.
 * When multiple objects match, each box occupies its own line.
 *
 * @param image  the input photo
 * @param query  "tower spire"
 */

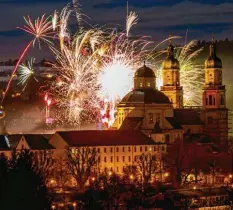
xmin=167 ymin=34 xmax=174 ymax=57
xmin=210 ymin=34 xmax=216 ymax=57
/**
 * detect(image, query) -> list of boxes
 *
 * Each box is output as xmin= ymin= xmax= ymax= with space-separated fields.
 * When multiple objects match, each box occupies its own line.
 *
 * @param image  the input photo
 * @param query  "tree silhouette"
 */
xmin=66 ymin=147 xmax=100 ymax=191
xmin=0 ymin=149 xmax=51 ymax=210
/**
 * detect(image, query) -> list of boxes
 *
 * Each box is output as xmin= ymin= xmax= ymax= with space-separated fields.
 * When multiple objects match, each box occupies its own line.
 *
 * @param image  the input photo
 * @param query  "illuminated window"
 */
xmin=148 ymin=113 xmax=153 ymax=124
xmin=140 ymin=83 xmax=143 ymax=87
xmin=147 ymin=82 xmax=150 ymax=87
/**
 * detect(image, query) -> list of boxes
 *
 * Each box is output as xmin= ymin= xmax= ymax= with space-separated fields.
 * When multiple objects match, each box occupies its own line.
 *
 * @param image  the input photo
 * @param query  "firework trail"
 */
xmin=18 ymin=58 xmax=38 ymax=91
xmin=2 ymin=15 xmax=53 ymax=105
xmin=1 ymin=40 xmax=33 ymax=105
xmin=126 ymin=12 xmax=138 ymax=37
xmin=176 ymin=40 xmax=204 ymax=106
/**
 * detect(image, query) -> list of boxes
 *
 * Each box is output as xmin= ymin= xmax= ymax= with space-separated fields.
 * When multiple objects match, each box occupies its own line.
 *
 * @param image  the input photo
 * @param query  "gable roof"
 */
xmin=22 ymin=135 xmax=54 ymax=150
xmin=174 ymin=109 xmax=204 ymax=125
xmin=0 ymin=135 xmax=9 ymax=150
xmin=57 ymin=130 xmax=156 ymax=147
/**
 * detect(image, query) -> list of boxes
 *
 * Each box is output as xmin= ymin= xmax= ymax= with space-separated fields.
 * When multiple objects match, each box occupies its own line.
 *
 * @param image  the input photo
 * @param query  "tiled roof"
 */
xmin=166 ymin=117 xmax=183 ymax=129
xmin=0 ymin=135 xmax=9 ymax=150
xmin=23 ymin=134 xmax=54 ymax=150
xmin=120 ymin=89 xmax=171 ymax=104
xmin=57 ymin=130 xmax=156 ymax=147
xmin=119 ymin=117 xmax=143 ymax=130
xmin=174 ymin=109 xmax=204 ymax=125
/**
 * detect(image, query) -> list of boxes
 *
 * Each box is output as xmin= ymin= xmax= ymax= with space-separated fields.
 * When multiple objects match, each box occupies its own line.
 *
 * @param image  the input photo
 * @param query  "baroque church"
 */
xmin=113 ymin=37 xmax=228 ymax=151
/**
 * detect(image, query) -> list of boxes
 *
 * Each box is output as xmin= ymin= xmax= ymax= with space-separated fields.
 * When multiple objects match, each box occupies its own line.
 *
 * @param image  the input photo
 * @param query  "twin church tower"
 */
xmin=115 ymin=37 xmax=228 ymax=150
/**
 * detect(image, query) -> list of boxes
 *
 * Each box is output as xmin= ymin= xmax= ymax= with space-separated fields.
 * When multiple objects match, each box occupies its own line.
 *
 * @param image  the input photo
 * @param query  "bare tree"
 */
xmin=136 ymin=153 xmax=159 ymax=184
xmin=32 ymin=150 xmax=55 ymax=182
xmin=53 ymin=157 xmax=70 ymax=190
xmin=66 ymin=147 xmax=99 ymax=191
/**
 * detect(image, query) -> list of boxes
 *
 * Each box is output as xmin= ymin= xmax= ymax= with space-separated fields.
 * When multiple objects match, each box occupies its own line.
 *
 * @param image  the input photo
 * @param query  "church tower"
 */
xmin=202 ymin=36 xmax=228 ymax=150
xmin=161 ymin=41 xmax=183 ymax=108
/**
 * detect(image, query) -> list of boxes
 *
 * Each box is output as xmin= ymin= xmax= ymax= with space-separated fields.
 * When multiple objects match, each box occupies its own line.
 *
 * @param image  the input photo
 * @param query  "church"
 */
xmin=113 ymin=37 xmax=228 ymax=151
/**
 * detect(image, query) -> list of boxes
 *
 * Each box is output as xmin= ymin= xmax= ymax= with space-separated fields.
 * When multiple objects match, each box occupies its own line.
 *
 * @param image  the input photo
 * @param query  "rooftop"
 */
xmin=57 ymin=130 xmax=156 ymax=147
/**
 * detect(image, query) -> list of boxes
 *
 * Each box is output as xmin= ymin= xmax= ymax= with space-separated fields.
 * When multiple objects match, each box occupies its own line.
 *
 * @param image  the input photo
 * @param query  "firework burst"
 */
xmin=18 ymin=14 xmax=54 ymax=47
xmin=18 ymin=58 xmax=38 ymax=90
xmin=2 ymin=14 xmax=53 ymax=105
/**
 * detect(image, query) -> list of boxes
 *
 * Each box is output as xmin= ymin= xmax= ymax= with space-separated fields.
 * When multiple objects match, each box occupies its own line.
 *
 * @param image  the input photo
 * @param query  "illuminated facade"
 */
xmin=202 ymin=37 xmax=228 ymax=150
xmin=115 ymin=62 xmax=184 ymax=143
xmin=161 ymin=42 xmax=183 ymax=109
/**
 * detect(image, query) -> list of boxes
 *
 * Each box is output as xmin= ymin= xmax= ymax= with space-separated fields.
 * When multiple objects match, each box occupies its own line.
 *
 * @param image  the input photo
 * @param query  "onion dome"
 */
xmin=134 ymin=62 xmax=155 ymax=78
xmin=134 ymin=62 xmax=156 ymax=89
xmin=205 ymin=36 xmax=222 ymax=69
xmin=162 ymin=42 xmax=180 ymax=70
xmin=120 ymin=88 xmax=171 ymax=104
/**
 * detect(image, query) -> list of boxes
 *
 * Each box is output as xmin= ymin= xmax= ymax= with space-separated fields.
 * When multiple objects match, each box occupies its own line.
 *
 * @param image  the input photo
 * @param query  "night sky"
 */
xmin=1 ymin=0 xmax=233 ymax=59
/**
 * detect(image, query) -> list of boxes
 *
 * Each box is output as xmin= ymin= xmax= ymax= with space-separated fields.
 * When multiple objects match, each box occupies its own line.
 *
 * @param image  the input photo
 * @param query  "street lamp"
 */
xmin=108 ymin=171 xmax=112 ymax=176
xmin=51 ymin=205 xmax=56 ymax=210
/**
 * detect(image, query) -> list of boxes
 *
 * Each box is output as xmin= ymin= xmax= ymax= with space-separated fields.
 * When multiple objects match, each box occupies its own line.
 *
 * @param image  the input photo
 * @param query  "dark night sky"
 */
xmin=1 ymin=0 xmax=233 ymax=59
